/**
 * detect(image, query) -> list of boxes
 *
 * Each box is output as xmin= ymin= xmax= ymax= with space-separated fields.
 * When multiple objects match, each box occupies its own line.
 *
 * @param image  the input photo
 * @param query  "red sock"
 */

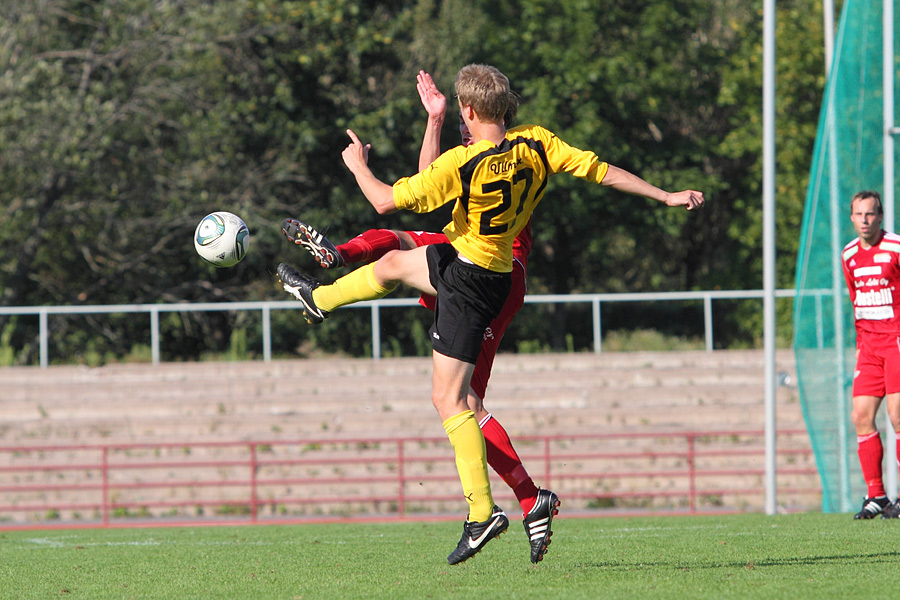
xmin=858 ymin=431 xmax=886 ymax=498
xmin=480 ymin=414 xmax=539 ymax=515
xmin=336 ymin=229 xmax=402 ymax=264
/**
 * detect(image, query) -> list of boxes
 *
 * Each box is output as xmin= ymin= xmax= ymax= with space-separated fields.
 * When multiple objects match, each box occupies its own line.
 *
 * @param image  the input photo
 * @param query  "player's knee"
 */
xmin=373 ymin=250 xmax=404 ymax=284
xmin=887 ymin=408 xmax=900 ymax=432
xmin=431 ymin=390 xmax=453 ymax=411
xmin=432 ymin=391 xmax=469 ymax=419
xmin=851 ymin=406 xmax=876 ymax=430
xmin=465 ymin=392 xmax=486 ymax=417
xmin=890 ymin=416 xmax=900 ymax=434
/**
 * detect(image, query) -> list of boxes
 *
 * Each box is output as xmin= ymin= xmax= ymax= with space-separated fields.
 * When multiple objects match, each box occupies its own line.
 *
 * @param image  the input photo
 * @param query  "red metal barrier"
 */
xmin=0 ymin=429 xmax=818 ymax=529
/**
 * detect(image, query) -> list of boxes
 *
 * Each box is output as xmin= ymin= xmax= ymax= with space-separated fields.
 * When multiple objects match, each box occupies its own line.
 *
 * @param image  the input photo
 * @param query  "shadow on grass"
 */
xmin=575 ymin=551 xmax=900 ymax=570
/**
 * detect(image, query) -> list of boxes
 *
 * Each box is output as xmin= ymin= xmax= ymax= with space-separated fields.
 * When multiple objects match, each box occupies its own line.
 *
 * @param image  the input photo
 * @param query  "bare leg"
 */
xmin=372 ymin=246 xmax=436 ymax=297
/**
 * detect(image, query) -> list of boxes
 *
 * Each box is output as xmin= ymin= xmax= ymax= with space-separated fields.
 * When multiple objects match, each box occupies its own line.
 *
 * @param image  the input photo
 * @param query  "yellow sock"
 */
xmin=311 ymin=263 xmax=396 ymax=313
xmin=443 ymin=410 xmax=494 ymax=522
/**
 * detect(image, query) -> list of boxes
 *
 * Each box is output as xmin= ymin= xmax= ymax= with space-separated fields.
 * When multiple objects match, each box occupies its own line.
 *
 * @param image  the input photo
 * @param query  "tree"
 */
xmin=0 ymin=0 xmax=422 ymax=361
xmin=0 ymin=0 xmax=829 ymax=362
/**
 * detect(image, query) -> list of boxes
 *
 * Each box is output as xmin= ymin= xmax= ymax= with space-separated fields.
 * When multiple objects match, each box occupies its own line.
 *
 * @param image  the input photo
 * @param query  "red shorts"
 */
xmin=853 ymin=331 xmax=900 ymax=397
xmin=469 ymin=259 xmax=526 ymax=399
xmin=406 ymin=231 xmax=526 ymax=400
xmin=406 ymin=230 xmax=451 ymax=248
xmin=407 ymin=230 xmax=448 ymax=313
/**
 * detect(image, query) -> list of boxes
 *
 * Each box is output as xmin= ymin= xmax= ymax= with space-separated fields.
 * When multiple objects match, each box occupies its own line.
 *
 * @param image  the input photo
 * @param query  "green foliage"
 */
xmin=602 ymin=328 xmax=705 ymax=352
xmin=0 ymin=0 xmax=829 ymax=362
xmin=226 ymin=327 xmax=248 ymax=361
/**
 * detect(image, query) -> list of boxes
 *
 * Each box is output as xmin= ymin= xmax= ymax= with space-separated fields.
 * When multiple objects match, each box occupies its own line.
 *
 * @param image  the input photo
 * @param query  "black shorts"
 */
xmin=425 ymin=243 xmax=511 ymax=364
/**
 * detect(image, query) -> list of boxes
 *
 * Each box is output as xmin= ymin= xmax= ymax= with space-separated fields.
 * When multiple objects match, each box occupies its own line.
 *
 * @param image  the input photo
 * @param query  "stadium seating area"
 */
xmin=2 ymin=350 xmax=804 ymax=442
xmin=0 ymin=350 xmax=819 ymax=522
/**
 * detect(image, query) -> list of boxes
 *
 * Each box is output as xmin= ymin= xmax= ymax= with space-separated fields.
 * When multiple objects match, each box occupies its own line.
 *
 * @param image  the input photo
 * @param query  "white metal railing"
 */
xmin=0 ymin=289 xmax=814 ymax=368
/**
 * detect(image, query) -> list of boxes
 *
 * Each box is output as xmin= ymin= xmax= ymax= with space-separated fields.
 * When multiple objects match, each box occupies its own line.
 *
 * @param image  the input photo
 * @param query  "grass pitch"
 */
xmin=0 ymin=513 xmax=897 ymax=599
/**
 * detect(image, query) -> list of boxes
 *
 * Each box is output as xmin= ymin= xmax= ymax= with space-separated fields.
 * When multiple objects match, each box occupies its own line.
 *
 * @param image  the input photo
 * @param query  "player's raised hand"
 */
xmin=417 ymin=70 xmax=446 ymax=121
xmin=341 ymin=129 xmax=371 ymax=175
xmin=341 ymin=129 xmax=395 ymax=213
xmin=665 ymin=190 xmax=705 ymax=211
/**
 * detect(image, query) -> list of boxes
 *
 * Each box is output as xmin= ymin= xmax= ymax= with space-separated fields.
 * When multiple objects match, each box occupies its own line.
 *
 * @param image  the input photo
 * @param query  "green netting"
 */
xmin=794 ymin=0 xmax=900 ymax=512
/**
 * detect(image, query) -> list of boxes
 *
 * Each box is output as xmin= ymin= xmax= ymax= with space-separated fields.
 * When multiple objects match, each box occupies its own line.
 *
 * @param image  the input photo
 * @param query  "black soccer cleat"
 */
xmin=447 ymin=505 xmax=509 ymax=565
xmin=276 ymin=262 xmax=328 ymax=324
xmin=523 ymin=489 xmax=560 ymax=563
xmin=882 ymin=498 xmax=900 ymax=519
xmin=281 ymin=218 xmax=344 ymax=269
xmin=854 ymin=495 xmax=889 ymax=519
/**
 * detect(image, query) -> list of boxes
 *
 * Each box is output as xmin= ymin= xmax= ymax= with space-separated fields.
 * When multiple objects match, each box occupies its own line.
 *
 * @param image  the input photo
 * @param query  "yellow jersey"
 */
xmin=392 ymin=124 xmax=609 ymax=272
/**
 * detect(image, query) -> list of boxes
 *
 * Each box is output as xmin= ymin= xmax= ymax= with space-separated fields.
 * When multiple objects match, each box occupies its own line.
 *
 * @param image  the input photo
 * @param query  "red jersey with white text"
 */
xmin=841 ymin=230 xmax=900 ymax=336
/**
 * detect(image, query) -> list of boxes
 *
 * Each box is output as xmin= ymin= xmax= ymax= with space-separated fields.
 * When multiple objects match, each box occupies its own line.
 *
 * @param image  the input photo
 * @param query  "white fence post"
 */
xmin=1 ymin=290 xmax=802 ymax=367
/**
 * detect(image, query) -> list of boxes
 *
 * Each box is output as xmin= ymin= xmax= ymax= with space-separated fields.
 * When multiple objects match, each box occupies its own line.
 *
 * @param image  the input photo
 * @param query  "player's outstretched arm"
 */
xmin=341 ymin=129 xmax=397 ymax=214
xmin=602 ymin=165 xmax=705 ymax=210
xmin=417 ymin=70 xmax=446 ymax=172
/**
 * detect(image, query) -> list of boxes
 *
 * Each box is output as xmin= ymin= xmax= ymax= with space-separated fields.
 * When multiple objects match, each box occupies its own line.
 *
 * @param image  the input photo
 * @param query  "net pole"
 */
xmin=823 ymin=0 xmax=835 ymax=76
xmin=763 ymin=0 xmax=777 ymax=516
xmin=884 ymin=0 xmax=895 ymax=233
xmin=827 ymin=93 xmax=850 ymax=512
xmin=825 ymin=0 xmax=853 ymax=510
xmin=883 ymin=0 xmax=897 ymax=499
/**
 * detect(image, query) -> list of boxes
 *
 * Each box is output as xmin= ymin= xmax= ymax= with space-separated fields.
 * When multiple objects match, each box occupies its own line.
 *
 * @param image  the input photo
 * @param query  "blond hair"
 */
xmin=455 ymin=64 xmax=510 ymax=124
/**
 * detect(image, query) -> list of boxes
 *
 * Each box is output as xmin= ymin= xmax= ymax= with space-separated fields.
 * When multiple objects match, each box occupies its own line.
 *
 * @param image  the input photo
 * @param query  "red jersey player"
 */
xmin=841 ymin=190 xmax=900 ymax=519
xmin=281 ymin=71 xmax=558 ymax=563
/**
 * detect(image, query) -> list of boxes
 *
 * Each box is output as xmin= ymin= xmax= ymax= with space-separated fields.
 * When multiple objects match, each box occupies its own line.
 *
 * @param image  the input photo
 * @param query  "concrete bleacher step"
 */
xmin=3 ymin=350 xmax=786 ymax=399
xmin=0 ymin=349 xmax=801 ymax=444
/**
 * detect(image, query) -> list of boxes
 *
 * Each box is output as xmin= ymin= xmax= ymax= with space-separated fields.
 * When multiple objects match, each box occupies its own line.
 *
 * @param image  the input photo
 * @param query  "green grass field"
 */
xmin=0 ymin=513 xmax=897 ymax=599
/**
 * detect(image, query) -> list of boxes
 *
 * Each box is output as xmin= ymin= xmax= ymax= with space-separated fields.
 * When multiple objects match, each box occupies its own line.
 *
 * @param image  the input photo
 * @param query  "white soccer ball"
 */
xmin=193 ymin=211 xmax=250 ymax=268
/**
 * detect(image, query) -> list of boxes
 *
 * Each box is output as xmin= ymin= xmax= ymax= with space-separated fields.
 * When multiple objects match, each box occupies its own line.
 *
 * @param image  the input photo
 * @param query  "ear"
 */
xmin=460 ymin=103 xmax=477 ymax=121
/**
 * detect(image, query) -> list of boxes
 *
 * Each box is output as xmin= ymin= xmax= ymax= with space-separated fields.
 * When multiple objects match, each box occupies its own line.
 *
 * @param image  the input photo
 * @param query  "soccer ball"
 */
xmin=193 ymin=211 xmax=250 ymax=267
